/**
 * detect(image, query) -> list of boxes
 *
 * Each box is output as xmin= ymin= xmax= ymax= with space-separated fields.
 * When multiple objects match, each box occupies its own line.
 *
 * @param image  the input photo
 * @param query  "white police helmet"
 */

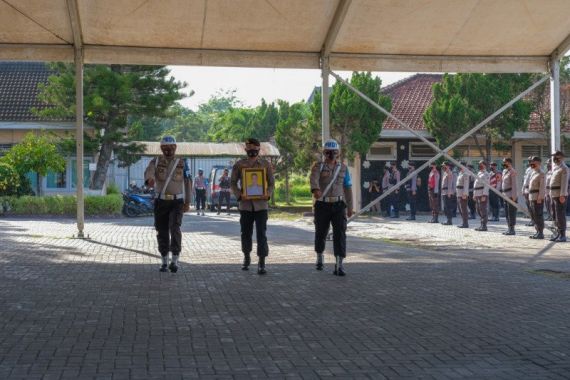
xmin=323 ymin=139 xmax=340 ymax=151
xmin=160 ymin=135 xmax=177 ymax=145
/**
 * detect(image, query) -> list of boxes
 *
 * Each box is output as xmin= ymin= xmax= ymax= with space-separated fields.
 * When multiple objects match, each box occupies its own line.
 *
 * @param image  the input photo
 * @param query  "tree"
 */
xmin=0 ymin=161 xmax=20 ymax=196
xmin=274 ymin=100 xmax=309 ymax=203
xmin=1 ymin=133 xmax=65 ymax=196
xmin=307 ymin=72 xmax=391 ymax=162
xmin=424 ymin=73 xmax=534 ymax=162
xmin=35 ymin=64 xmax=186 ymax=190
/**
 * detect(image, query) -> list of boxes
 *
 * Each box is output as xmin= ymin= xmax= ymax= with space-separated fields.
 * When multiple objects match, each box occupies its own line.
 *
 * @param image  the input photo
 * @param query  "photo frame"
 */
xmin=241 ymin=167 xmax=267 ymax=200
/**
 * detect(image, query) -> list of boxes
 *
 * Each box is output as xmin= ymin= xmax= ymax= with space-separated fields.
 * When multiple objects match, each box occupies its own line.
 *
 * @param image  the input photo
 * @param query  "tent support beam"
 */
xmin=329 ymin=71 xmax=548 ymax=222
xmin=550 ymin=57 xmax=561 ymax=152
xmin=321 ymin=56 xmax=331 ymax=142
xmin=321 ymin=0 xmax=352 ymax=56
xmin=553 ymin=32 xmax=570 ymax=60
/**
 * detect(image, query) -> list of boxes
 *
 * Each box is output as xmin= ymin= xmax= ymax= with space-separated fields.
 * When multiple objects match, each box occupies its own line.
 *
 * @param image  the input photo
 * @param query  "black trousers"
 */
xmin=443 ymin=195 xmax=455 ymax=222
xmin=218 ymin=191 xmax=231 ymax=211
xmin=458 ymin=196 xmax=469 ymax=226
xmin=505 ymin=199 xmax=517 ymax=228
xmin=195 ymin=189 xmax=206 ymax=210
xmin=489 ymin=191 xmax=500 ymax=219
xmin=314 ymin=201 xmax=347 ymax=258
xmin=240 ymin=210 xmax=269 ymax=257
xmin=407 ymin=190 xmax=416 ymax=217
xmin=530 ymin=200 xmax=544 ymax=234
xmin=468 ymin=193 xmax=476 ymax=216
xmin=553 ymin=197 xmax=567 ymax=237
xmin=390 ymin=191 xmax=399 ymax=215
xmin=154 ymin=199 xmax=184 ymax=256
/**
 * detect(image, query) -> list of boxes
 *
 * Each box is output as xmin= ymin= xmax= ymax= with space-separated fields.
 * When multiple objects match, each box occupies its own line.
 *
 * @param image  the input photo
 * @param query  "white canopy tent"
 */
xmin=1 ymin=0 xmax=570 ymax=236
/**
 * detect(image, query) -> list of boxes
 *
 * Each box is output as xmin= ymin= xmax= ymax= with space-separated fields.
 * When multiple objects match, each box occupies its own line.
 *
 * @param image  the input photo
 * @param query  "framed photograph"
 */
xmin=241 ymin=167 xmax=267 ymax=200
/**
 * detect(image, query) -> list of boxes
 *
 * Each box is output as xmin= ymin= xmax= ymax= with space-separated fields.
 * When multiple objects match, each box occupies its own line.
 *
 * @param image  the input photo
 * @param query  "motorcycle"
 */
xmin=122 ymin=186 xmax=155 ymax=217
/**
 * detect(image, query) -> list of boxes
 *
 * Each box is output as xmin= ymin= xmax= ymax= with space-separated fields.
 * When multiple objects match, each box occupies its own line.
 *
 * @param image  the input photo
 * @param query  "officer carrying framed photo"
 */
xmin=310 ymin=139 xmax=353 ymax=276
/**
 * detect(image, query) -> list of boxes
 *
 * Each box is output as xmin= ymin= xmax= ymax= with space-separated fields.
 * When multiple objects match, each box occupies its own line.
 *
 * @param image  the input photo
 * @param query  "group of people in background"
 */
xmin=369 ymin=152 xmax=569 ymax=242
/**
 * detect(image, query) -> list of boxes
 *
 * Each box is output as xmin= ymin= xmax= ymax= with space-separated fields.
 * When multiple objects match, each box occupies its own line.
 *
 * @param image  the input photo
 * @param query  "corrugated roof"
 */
xmin=138 ymin=142 xmax=280 ymax=157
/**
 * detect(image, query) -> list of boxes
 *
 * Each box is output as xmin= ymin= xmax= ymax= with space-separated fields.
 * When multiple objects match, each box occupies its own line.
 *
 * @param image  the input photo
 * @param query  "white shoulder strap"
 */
xmin=319 ymin=163 xmax=342 ymax=201
xmin=160 ymin=158 xmax=180 ymax=198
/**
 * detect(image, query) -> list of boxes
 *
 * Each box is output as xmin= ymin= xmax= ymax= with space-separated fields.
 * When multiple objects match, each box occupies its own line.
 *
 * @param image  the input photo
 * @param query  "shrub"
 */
xmin=2 ymin=194 xmax=122 ymax=216
xmin=0 ymin=162 xmax=20 ymax=196
xmin=106 ymin=183 xmax=120 ymax=195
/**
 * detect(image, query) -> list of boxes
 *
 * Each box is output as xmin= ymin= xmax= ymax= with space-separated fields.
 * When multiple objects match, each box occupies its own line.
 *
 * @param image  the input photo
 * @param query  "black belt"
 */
xmin=442 ymin=187 xmax=448 ymax=190
xmin=546 ymin=186 xmax=551 ymax=189
xmin=529 ymin=190 xmax=539 ymax=194
xmin=551 ymin=186 xmax=561 ymax=190
xmin=502 ymin=188 xmax=512 ymax=192
xmin=456 ymin=186 xmax=464 ymax=189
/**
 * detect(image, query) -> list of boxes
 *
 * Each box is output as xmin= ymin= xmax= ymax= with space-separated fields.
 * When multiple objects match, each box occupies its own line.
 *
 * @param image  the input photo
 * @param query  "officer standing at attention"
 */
xmin=522 ymin=157 xmax=534 ymax=227
xmin=381 ymin=165 xmax=390 ymax=217
xmin=501 ymin=157 xmax=518 ymax=236
xmin=231 ymin=138 xmax=275 ymax=274
xmin=144 ymin=136 xmax=192 ymax=273
xmin=489 ymin=162 xmax=502 ymax=221
xmin=545 ymin=159 xmax=554 ymax=221
xmin=427 ymin=162 xmax=440 ymax=223
xmin=388 ymin=162 xmax=401 ymax=218
xmin=455 ymin=162 xmax=470 ymax=228
xmin=440 ymin=161 xmax=455 ymax=225
xmin=473 ymin=160 xmax=490 ymax=232
xmin=310 ymin=139 xmax=354 ymax=276
xmin=548 ymin=150 xmax=568 ymax=242
xmin=528 ymin=157 xmax=546 ymax=239
xmin=194 ymin=168 xmax=207 ymax=216
xmin=405 ymin=161 xmax=418 ymax=221
xmin=217 ymin=168 xmax=231 ymax=215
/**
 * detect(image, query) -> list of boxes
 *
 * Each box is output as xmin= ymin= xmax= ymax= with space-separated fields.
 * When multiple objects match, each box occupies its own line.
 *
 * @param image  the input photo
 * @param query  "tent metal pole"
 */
xmin=330 ymin=71 xmax=548 ymax=222
xmin=321 ymin=57 xmax=331 ymax=142
xmin=75 ymin=48 xmax=85 ymax=238
xmin=550 ymin=57 xmax=561 ymax=152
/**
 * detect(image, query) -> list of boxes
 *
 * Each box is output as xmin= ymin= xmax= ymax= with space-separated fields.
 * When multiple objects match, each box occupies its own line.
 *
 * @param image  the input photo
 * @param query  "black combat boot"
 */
xmin=333 ymin=256 xmax=346 ymax=276
xmin=503 ymin=226 xmax=515 ymax=236
xmin=168 ymin=255 xmax=179 ymax=273
xmin=316 ymin=253 xmax=324 ymax=271
xmin=159 ymin=255 xmax=168 ymax=272
xmin=242 ymin=253 xmax=251 ymax=270
xmin=257 ymin=256 xmax=267 ymax=275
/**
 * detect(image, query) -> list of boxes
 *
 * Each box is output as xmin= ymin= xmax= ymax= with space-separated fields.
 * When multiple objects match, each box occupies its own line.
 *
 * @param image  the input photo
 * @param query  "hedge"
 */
xmin=0 ymin=194 xmax=123 ymax=216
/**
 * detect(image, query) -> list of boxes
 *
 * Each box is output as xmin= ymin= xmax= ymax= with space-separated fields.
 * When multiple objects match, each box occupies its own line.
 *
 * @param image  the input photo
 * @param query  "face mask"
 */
xmin=246 ymin=149 xmax=259 ymax=158
xmin=554 ymin=157 xmax=561 ymax=164
xmin=324 ymin=151 xmax=337 ymax=160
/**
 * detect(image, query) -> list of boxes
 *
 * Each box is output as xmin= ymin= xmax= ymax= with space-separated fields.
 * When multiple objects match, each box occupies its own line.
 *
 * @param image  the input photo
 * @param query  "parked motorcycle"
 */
xmin=122 ymin=186 xmax=155 ymax=217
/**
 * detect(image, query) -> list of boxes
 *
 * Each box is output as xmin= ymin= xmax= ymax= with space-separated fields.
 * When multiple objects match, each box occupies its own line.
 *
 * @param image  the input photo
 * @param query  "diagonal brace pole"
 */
xmin=329 ymin=71 xmax=548 ymax=223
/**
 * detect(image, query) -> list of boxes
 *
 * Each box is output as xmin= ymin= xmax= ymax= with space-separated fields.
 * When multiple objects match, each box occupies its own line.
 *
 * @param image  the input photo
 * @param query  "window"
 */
xmin=409 ymin=142 xmax=438 ymax=159
xmin=521 ymin=145 xmax=547 ymax=159
xmin=71 ymin=159 xmax=91 ymax=188
xmin=46 ymin=166 xmax=67 ymax=189
xmin=0 ymin=144 xmax=13 ymax=156
xmin=366 ymin=142 xmax=396 ymax=161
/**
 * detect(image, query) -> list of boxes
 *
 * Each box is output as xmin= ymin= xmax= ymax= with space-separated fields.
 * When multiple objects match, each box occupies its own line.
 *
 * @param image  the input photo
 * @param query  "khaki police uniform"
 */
xmin=231 ymin=157 xmax=275 ymax=258
xmin=310 ymin=160 xmax=353 ymax=258
xmin=144 ymin=156 xmax=192 ymax=258
xmin=473 ymin=170 xmax=490 ymax=229
xmin=456 ymin=170 xmax=470 ymax=227
xmin=545 ymin=168 xmax=554 ymax=221
xmin=441 ymin=170 xmax=455 ymax=224
xmin=428 ymin=168 xmax=440 ymax=222
xmin=549 ymin=162 xmax=569 ymax=239
xmin=528 ymin=169 xmax=546 ymax=236
xmin=501 ymin=167 xmax=518 ymax=229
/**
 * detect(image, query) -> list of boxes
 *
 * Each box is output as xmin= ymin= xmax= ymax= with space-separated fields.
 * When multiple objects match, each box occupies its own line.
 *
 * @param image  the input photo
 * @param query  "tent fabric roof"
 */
xmin=1 ymin=1 xmax=570 ymax=73
xmin=138 ymin=141 xmax=280 ymax=157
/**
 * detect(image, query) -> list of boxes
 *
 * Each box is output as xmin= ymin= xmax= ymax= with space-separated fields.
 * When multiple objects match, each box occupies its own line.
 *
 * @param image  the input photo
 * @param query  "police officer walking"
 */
xmin=528 ymin=157 xmax=546 ymax=239
xmin=310 ymin=139 xmax=354 ymax=276
xmin=501 ymin=157 xmax=518 ymax=235
xmin=473 ymin=160 xmax=490 ymax=231
xmin=440 ymin=161 xmax=455 ymax=225
xmin=427 ymin=162 xmax=440 ymax=223
xmin=548 ymin=150 xmax=568 ymax=242
xmin=144 ymin=136 xmax=192 ymax=273
xmin=217 ymin=168 xmax=231 ymax=215
xmin=405 ymin=161 xmax=418 ymax=221
xmin=456 ymin=162 xmax=470 ymax=228
xmin=231 ymin=138 xmax=275 ymax=274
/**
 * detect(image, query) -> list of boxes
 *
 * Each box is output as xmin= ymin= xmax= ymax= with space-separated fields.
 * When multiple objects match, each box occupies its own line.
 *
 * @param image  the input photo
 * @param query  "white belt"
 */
xmin=323 ymin=196 xmax=344 ymax=203
xmin=157 ymin=193 xmax=184 ymax=200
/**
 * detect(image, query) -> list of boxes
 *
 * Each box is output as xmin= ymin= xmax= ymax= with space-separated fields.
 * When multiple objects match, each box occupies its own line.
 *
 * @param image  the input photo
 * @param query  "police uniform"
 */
xmin=501 ymin=164 xmax=518 ymax=235
xmin=231 ymin=153 xmax=275 ymax=273
xmin=381 ymin=169 xmax=390 ymax=216
xmin=473 ymin=165 xmax=490 ymax=231
xmin=310 ymin=159 xmax=353 ymax=274
xmin=528 ymin=164 xmax=546 ymax=239
xmin=440 ymin=166 xmax=455 ymax=225
xmin=405 ymin=163 xmax=417 ymax=220
xmin=522 ymin=163 xmax=534 ymax=226
xmin=193 ymin=172 xmax=207 ymax=215
xmin=455 ymin=167 xmax=470 ymax=228
xmin=427 ymin=166 xmax=440 ymax=223
xmin=545 ymin=164 xmax=554 ymax=221
xmin=144 ymin=152 xmax=192 ymax=272
xmin=388 ymin=165 xmax=401 ymax=218
xmin=489 ymin=167 xmax=502 ymax=221
xmin=217 ymin=172 xmax=231 ymax=214
xmin=548 ymin=154 xmax=568 ymax=241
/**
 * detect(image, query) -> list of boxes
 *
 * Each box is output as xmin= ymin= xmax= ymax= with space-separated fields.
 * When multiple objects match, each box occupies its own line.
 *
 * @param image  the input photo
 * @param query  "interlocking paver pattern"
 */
xmin=0 ymin=213 xmax=569 ymax=379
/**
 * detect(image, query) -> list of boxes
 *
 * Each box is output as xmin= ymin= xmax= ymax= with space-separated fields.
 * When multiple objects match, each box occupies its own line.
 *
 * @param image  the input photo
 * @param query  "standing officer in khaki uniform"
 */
xmin=427 ymin=162 xmax=440 ymax=223
xmin=545 ymin=159 xmax=554 ymax=221
xmin=440 ymin=161 xmax=455 ymax=225
xmin=501 ymin=157 xmax=518 ymax=236
xmin=455 ymin=162 xmax=470 ymax=228
xmin=522 ymin=157 xmax=535 ymax=227
xmin=144 ymin=136 xmax=192 ymax=273
xmin=310 ymin=139 xmax=354 ymax=276
xmin=473 ymin=160 xmax=490 ymax=232
xmin=231 ymin=138 xmax=275 ymax=274
xmin=528 ymin=156 xmax=546 ymax=239
xmin=548 ymin=150 xmax=568 ymax=242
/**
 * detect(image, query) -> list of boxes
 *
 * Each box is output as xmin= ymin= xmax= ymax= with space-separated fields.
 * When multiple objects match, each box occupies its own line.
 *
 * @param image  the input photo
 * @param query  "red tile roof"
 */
xmin=381 ymin=74 xmax=442 ymax=130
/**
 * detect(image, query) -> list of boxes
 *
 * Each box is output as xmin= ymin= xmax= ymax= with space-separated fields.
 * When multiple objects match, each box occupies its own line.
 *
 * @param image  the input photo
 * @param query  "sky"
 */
xmin=168 ymin=66 xmax=414 ymax=110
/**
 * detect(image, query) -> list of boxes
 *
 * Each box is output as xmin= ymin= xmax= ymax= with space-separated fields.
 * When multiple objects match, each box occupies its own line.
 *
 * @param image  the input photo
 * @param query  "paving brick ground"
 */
xmin=0 ymin=212 xmax=569 ymax=379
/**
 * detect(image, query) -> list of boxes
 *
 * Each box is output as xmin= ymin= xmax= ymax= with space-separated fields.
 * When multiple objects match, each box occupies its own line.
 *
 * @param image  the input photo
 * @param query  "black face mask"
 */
xmin=324 ymin=151 xmax=337 ymax=160
xmin=554 ymin=157 xmax=561 ymax=164
xmin=246 ymin=149 xmax=259 ymax=158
